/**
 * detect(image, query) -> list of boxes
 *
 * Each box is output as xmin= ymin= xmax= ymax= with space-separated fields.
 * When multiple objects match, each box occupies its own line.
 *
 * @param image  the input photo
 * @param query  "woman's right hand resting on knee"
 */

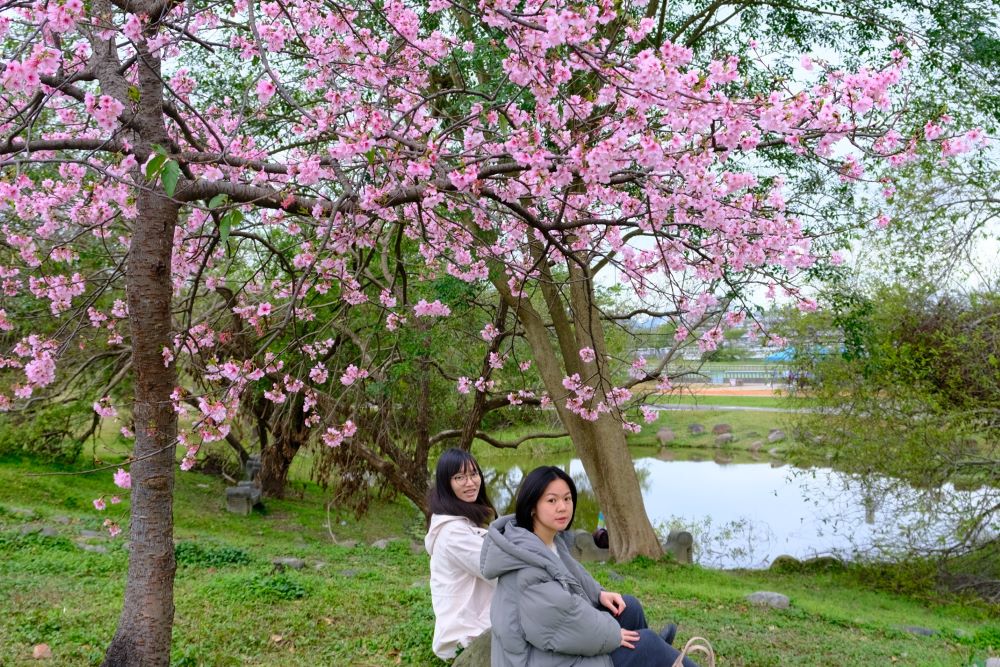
xmin=619 ymin=629 xmax=640 ymax=650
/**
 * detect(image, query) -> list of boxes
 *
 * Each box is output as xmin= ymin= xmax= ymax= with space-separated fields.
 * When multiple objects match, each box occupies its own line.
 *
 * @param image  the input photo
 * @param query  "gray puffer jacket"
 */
xmin=480 ymin=515 xmax=621 ymax=667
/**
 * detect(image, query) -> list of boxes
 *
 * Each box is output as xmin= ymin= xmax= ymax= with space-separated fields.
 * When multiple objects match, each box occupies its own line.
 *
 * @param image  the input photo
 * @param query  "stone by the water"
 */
xmin=568 ymin=529 xmax=609 ymax=562
xmin=688 ymin=423 xmax=705 ymax=435
xmin=711 ymin=423 xmax=732 ymax=435
xmin=714 ymin=433 xmax=734 ymax=446
xmin=662 ymin=530 xmax=694 ymax=564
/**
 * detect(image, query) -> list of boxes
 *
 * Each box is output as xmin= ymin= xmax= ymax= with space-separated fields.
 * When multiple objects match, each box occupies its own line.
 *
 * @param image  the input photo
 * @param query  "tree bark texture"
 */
xmin=102 ymin=39 xmax=179 ymax=667
xmin=492 ymin=256 xmax=663 ymax=561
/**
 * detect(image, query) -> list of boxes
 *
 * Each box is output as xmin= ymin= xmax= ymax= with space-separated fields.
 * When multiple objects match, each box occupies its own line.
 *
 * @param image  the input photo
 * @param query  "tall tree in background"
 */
xmin=785 ymin=284 xmax=999 ymax=599
xmin=0 ymin=0 xmax=980 ymax=662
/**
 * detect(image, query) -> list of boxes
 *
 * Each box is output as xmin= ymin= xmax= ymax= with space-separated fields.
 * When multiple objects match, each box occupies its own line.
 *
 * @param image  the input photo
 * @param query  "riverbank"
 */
xmin=1 ymin=456 xmax=997 ymax=666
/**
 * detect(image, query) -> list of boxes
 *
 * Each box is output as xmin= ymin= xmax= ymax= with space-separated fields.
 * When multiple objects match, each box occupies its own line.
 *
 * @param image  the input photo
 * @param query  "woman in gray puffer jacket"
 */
xmin=481 ymin=466 xmax=699 ymax=667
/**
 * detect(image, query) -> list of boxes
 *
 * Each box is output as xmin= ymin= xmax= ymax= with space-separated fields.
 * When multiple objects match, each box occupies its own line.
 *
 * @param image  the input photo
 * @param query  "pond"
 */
xmin=476 ymin=447 xmax=990 ymax=569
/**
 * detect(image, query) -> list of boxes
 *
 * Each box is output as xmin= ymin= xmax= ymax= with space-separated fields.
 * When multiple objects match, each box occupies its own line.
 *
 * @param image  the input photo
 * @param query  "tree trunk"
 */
xmin=102 ymin=41 xmax=179 ymax=667
xmin=571 ymin=418 xmax=662 ymax=561
xmin=259 ymin=435 xmax=303 ymax=498
xmin=491 ymin=257 xmax=663 ymax=561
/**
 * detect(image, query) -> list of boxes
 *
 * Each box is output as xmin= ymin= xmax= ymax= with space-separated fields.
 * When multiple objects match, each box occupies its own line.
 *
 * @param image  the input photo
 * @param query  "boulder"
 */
xmin=711 ymin=423 xmax=732 ymax=435
xmin=656 ymin=427 xmax=675 ymax=446
xmin=662 ymin=530 xmax=693 ymax=564
xmin=984 ymin=658 xmax=1000 ymax=667
xmin=767 ymin=429 xmax=786 ymax=443
xmin=568 ymin=529 xmax=609 ymax=563
xmin=370 ymin=538 xmax=395 ymax=550
xmin=896 ymin=625 xmax=936 ymax=637
xmin=714 ymin=433 xmax=734 ymax=447
xmin=272 ymin=557 xmax=305 ymax=570
xmin=452 ymin=631 xmax=491 ymax=667
xmin=749 ymin=440 xmax=764 ymax=454
xmin=32 ymin=644 xmax=52 ymax=660
xmin=688 ymin=423 xmax=705 ymax=435
xmin=746 ymin=591 xmax=790 ymax=609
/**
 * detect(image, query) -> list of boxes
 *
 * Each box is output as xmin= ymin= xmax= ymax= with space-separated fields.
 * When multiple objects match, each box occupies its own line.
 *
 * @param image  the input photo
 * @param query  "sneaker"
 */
xmin=659 ymin=623 xmax=678 ymax=646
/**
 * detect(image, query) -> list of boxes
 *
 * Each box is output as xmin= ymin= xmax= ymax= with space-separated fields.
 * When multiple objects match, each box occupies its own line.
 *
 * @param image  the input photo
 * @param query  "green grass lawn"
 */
xmin=480 ymin=406 xmax=802 ymax=455
xmin=649 ymin=394 xmax=805 ymax=409
xmin=0 ymin=455 xmax=997 ymax=666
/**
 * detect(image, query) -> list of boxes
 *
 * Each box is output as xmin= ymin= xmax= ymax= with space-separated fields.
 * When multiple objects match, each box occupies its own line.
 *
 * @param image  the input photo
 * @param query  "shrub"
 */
xmin=174 ymin=541 xmax=252 ymax=568
xmin=0 ymin=403 xmax=91 ymax=463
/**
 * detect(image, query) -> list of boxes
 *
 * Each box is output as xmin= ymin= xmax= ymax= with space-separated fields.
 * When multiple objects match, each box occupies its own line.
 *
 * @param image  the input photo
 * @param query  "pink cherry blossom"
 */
xmin=480 ymin=323 xmax=500 ymax=342
xmin=340 ymin=364 xmax=369 ymax=386
xmin=413 ymin=299 xmax=451 ymax=317
xmin=103 ymin=519 xmax=122 ymax=538
xmin=113 ymin=468 xmax=131 ymax=490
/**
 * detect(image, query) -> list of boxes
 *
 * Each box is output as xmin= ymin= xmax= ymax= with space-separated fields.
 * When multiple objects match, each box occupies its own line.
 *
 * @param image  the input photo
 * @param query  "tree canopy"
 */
xmin=0 ymin=0 xmax=988 ymax=661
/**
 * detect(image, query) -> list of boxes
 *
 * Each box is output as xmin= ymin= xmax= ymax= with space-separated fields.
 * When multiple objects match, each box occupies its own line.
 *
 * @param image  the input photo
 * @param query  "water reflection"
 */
xmin=476 ymin=449 xmax=992 ymax=569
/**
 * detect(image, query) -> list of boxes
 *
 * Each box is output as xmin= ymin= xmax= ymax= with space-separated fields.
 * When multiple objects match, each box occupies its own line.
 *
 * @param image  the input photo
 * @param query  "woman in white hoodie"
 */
xmin=425 ymin=448 xmax=498 ymax=660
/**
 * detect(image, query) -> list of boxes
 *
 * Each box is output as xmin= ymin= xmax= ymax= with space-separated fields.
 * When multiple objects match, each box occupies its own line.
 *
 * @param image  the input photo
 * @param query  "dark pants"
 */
xmin=606 ymin=595 xmax=699 ymax=667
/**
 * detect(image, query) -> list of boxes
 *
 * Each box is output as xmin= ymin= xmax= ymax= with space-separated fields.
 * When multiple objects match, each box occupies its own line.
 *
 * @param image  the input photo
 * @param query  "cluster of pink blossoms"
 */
xmin=0 ymin=0 xmax=987 ymax=540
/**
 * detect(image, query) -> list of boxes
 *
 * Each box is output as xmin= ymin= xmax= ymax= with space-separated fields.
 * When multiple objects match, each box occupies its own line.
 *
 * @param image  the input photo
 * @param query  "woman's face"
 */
xmin=449 ymin=462 xmax=482 ymax=503
xmin=533 ymin=477 xmax=573 ymax=537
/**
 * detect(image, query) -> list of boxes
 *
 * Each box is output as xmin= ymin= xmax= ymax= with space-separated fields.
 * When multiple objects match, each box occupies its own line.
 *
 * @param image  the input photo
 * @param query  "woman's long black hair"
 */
xmin=428 ymin=448 xmax=497 ymax=527
xmin=514 ymin=466 xmax=577 ymax=533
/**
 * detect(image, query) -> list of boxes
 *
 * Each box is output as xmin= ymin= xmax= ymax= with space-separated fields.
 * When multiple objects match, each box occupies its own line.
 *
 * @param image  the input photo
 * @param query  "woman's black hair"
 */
xmin=514 ymin=466 xmax=577 ymax=533
xmin=428 ymin=448 xmax=497 ymax=527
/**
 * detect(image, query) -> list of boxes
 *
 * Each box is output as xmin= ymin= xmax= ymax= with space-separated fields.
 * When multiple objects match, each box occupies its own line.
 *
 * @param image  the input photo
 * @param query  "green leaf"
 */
xmin=150 ymin=143 xmax=168 ymax=156
xmin=220 ymin=209 xmax=242 ymax=246
xmin=208 ymin=194 xmax=228 ymax=209
xmin=161 ymin=160 xmax=181 ymax=197
xmin=145 ymin=154 xmax=166 ymax=180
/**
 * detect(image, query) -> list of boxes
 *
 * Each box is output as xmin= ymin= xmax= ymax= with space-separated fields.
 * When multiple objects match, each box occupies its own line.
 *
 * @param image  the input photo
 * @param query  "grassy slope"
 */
xmin=0 ymin=456 xmax=997 ymax=666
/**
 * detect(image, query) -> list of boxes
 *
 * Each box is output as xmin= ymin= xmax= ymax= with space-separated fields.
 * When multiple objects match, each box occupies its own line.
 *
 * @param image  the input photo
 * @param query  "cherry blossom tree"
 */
xmin=0 ymin=0 xmax=984 ymax=661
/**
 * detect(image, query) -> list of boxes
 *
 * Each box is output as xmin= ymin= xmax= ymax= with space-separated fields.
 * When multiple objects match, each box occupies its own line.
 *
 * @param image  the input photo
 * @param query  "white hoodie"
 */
xmin=424 ymin=514 xmax=497 ymax=660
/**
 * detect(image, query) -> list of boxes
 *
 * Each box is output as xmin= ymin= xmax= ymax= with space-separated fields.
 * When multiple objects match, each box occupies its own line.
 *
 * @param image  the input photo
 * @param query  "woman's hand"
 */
xmin=619 ymin=629 xmax=640 ymax=649
xmin=599 ymin=591 xmax=626 ymax=616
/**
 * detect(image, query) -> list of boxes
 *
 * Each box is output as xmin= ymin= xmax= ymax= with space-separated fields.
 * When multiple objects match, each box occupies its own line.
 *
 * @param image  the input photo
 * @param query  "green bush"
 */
xmin=207 ymin=571 xmax=309 ymax=603
xmin=174 ymin=541 xmax=252 ymax=568
xmin=0 ymin=529 xmax=76 ymax=554
xmin=241 ymin=572 xmax=308 ymax=601
xmin=967 ymin=625 xmax=1000 ymax=651
xmin=0 ymin=403 xmax=91 ymax=463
